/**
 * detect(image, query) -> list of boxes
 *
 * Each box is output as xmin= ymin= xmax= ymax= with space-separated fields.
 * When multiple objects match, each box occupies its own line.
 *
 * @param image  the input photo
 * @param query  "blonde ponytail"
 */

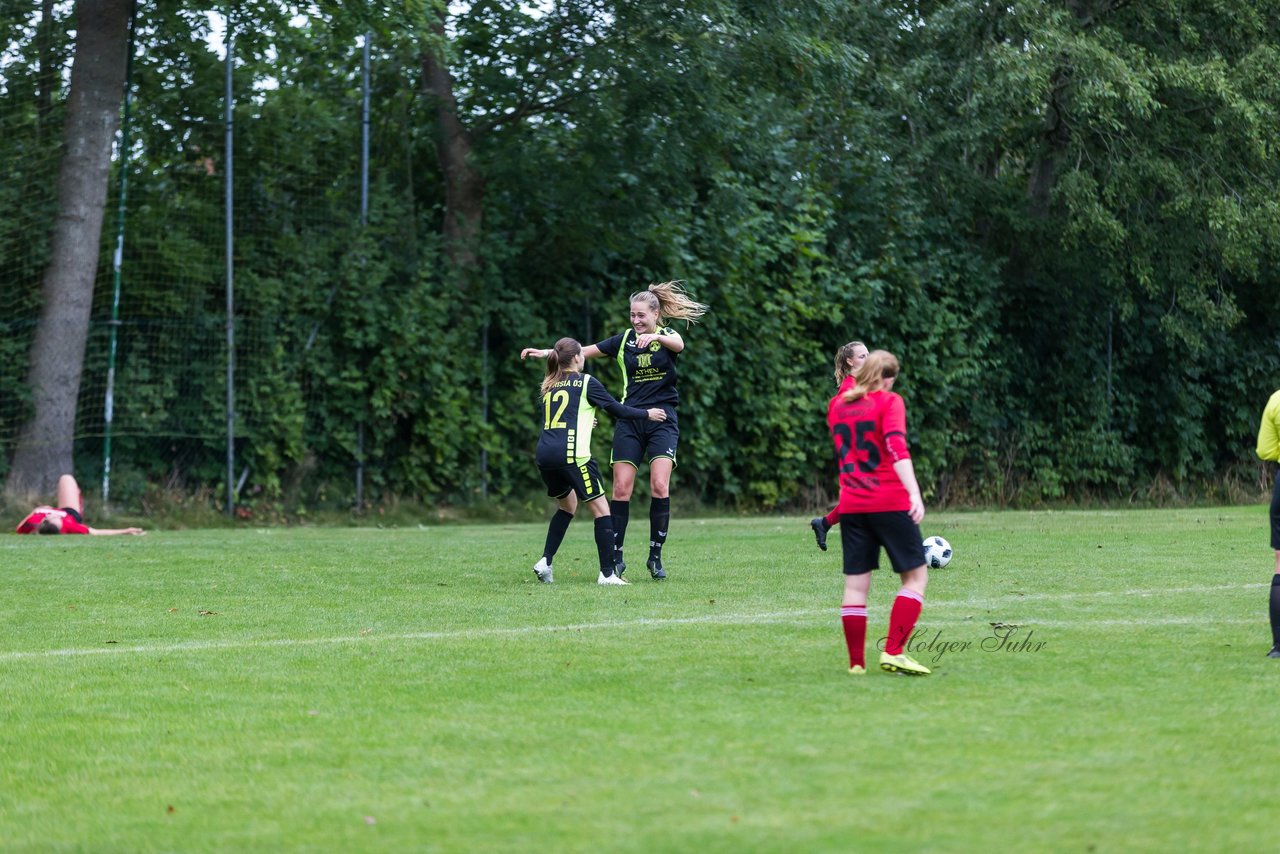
xmin=630 ymin=280 xmax=708 ymax=325
xmin=843 ymin=350 xmax=899 ymax=402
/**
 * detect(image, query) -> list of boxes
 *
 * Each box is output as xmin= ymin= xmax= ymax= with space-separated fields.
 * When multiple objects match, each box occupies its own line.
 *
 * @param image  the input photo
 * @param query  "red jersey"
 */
xmin=16 ymin=507 xmax=90 ymax=535
xmin=827 ymin=375 xmax=857 ymax=420
xmin=827 ymin=389 xmax=912 ymax=513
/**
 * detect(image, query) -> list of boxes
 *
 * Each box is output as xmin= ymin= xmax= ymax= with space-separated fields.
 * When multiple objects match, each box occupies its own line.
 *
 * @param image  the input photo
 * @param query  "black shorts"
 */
xmin=1271 ymin=470 xmax=1280 ymax=550
xmin=62 ymin=507 xmax=83 ymax=524
xmin=839 ymin=511 xmax=926 ymax=575
xmin=539 ymin=459 xmax=607 ymax=502
xmin=611 ymin=407 xmax=678 ymax=468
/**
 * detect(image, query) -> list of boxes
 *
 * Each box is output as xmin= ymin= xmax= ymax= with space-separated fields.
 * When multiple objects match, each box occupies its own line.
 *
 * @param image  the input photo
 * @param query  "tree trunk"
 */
xmin=1028 ymin=2 xmax=1118 ymax=212
xmin=1026 ymin=68 xmax=1070 ymax=216
xmin=420 ymin=24 xmax=484 ymax=275
xmin=5 ymin=0 xmax=131 ymax=500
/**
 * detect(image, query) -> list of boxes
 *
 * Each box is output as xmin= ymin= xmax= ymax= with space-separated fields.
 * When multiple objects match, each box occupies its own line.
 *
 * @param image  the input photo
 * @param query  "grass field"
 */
xmin=2 ymin=507 xmax=1277 ymax=851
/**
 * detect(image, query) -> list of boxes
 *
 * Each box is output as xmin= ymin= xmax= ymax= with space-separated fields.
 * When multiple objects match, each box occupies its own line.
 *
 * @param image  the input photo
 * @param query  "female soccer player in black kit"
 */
xmin=523 ymin=281 xmax=707 ymax=580
xmin=532 ymin=338 xmax=667 ymax=586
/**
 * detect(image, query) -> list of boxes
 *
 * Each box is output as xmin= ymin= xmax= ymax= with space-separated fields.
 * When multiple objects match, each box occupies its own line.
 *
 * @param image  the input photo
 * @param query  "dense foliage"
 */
xmin=2 ymin=0 xmax=1279 ymax=511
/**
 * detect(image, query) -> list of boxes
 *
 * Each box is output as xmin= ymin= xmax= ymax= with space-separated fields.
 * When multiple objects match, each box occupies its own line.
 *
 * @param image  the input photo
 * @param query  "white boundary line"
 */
xmin=0 ymin=610 xmax=811 ymax=662
xmin=0 ymin=581 xmax=1267 ymax=662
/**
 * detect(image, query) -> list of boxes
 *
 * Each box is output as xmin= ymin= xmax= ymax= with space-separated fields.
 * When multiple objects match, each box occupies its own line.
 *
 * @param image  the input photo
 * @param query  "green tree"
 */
xmin=6 ymin=0 xmax=132 ymax=497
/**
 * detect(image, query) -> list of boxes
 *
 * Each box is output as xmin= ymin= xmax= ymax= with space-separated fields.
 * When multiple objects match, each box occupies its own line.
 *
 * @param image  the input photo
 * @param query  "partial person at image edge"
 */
xmin=1255 ymin=389 xmax=1280 ymax=658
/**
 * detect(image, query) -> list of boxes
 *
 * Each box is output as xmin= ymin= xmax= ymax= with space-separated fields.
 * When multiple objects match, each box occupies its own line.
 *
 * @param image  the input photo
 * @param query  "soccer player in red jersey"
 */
xmin=827 ymin=350 xmax=931 ymax=676
xmin=15 ymin=474 xmax=144 ymax=535
xmin=810 ymin=340 xmax=869 ymax=551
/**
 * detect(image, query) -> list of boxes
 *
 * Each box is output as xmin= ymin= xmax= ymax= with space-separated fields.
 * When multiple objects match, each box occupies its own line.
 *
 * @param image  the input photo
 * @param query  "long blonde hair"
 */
xmin=843 ymin=350 xmax=899 ymax=402
xmin=540 ymin=337 xmax=582 ymax=398
xmin=834 ymin=340 xmax=867 ymax=385
xmin=630 ymin=280 xmax=708 ymax=325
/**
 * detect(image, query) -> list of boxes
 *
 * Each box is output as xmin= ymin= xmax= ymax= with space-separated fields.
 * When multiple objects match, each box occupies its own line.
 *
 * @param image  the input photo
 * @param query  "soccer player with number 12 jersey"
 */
xmin=531 ymin=338 xmax=667 ymax=586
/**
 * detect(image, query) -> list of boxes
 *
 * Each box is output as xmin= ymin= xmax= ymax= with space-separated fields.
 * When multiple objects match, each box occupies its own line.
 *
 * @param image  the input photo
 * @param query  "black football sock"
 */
xmin=649 ymin=496 xmax=670 ymax=560
xmin=1271 ymin=575 xmax=1280 ymax=649
xmin=595 ymin=516 xmax=617 ymax=575
xmin=542 ymin=509 xmax=573 ymax=562
xmin=610 ymin=499 xmax=630 ymax=561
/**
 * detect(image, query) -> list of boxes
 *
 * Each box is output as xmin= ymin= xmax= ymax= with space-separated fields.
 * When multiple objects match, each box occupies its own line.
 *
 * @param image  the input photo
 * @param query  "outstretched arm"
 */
xmin=88 ymin=526 xmax=146 ymax=536
xmin=520 ymin=344 xmax=603 ymax=360
xmin=584 ymin=377 xmax=666 ymax=421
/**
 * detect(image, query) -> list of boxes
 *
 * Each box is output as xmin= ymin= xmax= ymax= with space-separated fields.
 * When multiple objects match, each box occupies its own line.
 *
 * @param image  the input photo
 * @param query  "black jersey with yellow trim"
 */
xmin=535 ymin=373 xmax=651 ymax=467
xmin=593 ymin=327 xmax=680 ymax=408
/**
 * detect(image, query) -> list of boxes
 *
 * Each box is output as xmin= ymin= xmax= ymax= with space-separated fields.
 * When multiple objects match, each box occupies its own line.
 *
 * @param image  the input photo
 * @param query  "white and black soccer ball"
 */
xmin=923 ymin=536 xmax=953 ymax=569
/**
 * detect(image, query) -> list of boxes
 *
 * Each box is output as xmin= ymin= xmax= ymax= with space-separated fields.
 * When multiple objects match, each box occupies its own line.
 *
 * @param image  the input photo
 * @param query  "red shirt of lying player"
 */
xmin=17 ymin=506 xmax=91 ymax=534
xmin=13 ymin=475 xmax=144 ymax=536
xmin=827 ymin=353 xmax=918 ymax=515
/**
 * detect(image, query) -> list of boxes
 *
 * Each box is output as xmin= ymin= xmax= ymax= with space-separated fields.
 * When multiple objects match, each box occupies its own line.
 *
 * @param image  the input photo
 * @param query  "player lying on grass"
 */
xmin=531 ymin=338 xmax=666 ymax=586
xmin=15 ymin=474 xmax=145 ymax=536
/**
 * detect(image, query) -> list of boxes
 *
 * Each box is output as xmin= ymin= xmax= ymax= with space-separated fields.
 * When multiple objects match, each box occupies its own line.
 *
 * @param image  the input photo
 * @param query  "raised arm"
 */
xmin=635 ymin=329 xmax=684 ymax=353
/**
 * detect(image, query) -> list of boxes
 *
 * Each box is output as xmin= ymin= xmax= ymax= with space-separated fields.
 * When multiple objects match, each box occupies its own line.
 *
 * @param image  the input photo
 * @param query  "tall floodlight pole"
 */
xmin=361 ymin=33 xmax=370 ymax=222
xmin=356 ymin=31 xmax=371 ymax=511
xmin=103 ymin=0 xmax=138 ymax=508
xmin=224 ymin=9 xmax=235 ymax=516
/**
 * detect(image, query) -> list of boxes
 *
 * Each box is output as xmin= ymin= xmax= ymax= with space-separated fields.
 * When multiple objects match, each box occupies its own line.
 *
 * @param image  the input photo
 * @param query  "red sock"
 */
xmin=885 ymin=590 xmax=924 ymax=655
xmin=823 ymin=508 xmax=840 ymax=528
xmin=840 ymin=605 xmax=867 ymax=668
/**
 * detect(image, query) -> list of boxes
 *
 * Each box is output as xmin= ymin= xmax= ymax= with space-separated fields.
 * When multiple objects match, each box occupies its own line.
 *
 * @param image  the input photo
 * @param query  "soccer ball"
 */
xmin=923 ymin=536 xmax=953 ymax=569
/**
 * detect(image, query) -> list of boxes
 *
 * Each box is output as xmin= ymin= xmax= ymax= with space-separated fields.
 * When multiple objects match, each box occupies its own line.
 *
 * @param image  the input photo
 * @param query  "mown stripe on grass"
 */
xmin=0 ymin=581 xmax=1266 ymax=661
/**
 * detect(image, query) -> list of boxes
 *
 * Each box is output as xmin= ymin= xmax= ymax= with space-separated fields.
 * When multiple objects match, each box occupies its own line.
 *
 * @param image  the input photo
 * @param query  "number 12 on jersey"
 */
xmin=544 ymin=390 xmax=570 ymax=429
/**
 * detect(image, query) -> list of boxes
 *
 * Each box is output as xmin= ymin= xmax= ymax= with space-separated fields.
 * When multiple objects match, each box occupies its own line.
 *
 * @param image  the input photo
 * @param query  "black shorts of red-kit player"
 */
xmin=839 ymin=511 xmax=925 ymax=575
